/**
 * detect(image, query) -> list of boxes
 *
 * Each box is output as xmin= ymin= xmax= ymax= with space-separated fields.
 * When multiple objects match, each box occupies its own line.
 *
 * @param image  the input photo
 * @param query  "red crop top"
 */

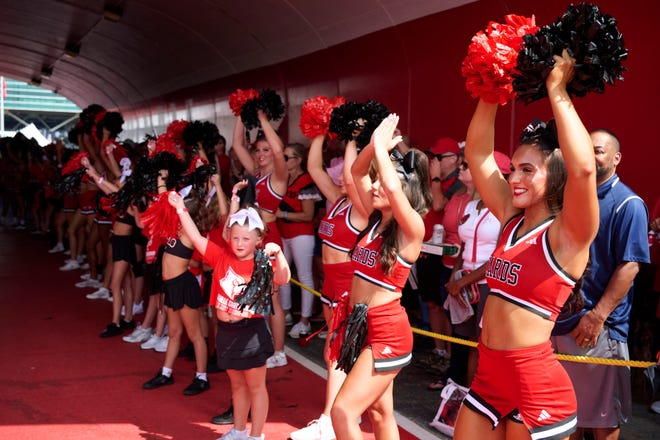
xmin=350 ymin=221 xmax=412 ymax=293
xmin=255 ymin=172 xmax=283 ymax=214
xmin=485 ymin=215 xmax=576 ymax=321
xmin=317 ymin=197 xmax=361 ymax=253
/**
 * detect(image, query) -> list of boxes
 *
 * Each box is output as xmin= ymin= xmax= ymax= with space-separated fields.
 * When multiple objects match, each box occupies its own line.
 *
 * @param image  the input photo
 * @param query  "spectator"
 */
xmin=552 ymin=128 xmax=650 ymax=440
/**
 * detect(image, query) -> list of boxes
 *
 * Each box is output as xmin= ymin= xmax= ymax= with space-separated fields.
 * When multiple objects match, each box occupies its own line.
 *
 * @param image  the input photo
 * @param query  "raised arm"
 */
xmin=343 ymin=140 xmax=370 ymax=220
xmin=82 ymin=157 xmax=119 ymax=195
xmin=231 ymin=117 xmax=256 ymax=172
xmin=257 ymin=110 xmax=288 ymax=184
xmin=372 ymin=114 xmax=425 ymax=252
xmin=547 ymin=51 xmax=598 ymax=250
xmin=351 ymin=143 xmax=376 ymax=217
xmin=308 ymin=134 xmax=342 ymax=203
xmin=464 ymin=100 xmax=515 ymax=223
xmin=168 ymin=191 xmax=209 ymax=255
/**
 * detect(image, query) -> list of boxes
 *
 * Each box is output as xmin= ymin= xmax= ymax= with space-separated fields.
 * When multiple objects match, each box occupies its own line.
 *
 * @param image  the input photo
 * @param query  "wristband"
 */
xmin=231 ymin=195 xmax=240 ymax=203
xmin=176 ymin=207 xmax=188 ymax=215
xmin=97 ymin=176 xmax=104 ymax=185
xmin=283 ymin=211 xmax=288 ymax=220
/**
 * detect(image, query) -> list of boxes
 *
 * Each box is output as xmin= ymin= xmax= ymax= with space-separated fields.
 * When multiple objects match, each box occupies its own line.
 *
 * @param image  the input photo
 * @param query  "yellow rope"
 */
xmin=289 ymin=278 xmax=657 ymax=369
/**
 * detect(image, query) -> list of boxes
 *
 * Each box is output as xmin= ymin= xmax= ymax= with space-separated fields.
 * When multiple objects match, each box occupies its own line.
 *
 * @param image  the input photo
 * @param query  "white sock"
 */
xmin=195 ymin=372 xmax=208 ymax=381
xmin=161 ymin=366 xmax=173 ymax=377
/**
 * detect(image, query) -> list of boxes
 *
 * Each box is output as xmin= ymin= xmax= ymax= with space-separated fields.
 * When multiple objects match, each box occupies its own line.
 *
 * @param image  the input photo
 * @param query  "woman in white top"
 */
xmin=442 ymin=152 xmax=510 ymax=387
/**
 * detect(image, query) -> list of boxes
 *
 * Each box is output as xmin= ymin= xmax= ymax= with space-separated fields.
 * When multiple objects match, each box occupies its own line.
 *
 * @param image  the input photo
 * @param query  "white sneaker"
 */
xmin=217 ymin=427 xmax=249 ymax=440
xmin=651 ymin=400 xmax=660 ymax=414
xmin=132 ymin=301 xmax=144 ymax=315
xmin=80 ymin=262 xmax=90 ymax=270
xmin=289 ymin=321 xmax=311 ymax=339
xmin=285 ymin=312 xmax=293 ymax=326
xmin=76 ymin=254 xmax=86 ymax=264
xmin=140 ymin=334 xmax=163 ymax=350
xmin=123 ymin=326 xmax=153 ymax=343
xmin=64 ymin=250 xmax=71 ymax=255
xmin=86 ymin=287 xmax=110 ymax=300
xmin=106 ymin=294 xmax=114 ymax=302
xmin=48 ymin=243 xmax=64 ymax=253
xmin=290 ymin=414 xmax=335 ymax=440
xmin=317 ymin=331 xmax=328 ymax=339
xmin=266 ymin=351 xmax=288 ymax=368
xmin=75 ymin=278 xmax=102 ymax=289
xmin=60 ymin=259 xmax=80 ymax=271
xmin=80 ymin=273 xmax=91 ymax=280
xmin=154 ymin=336 xmax=170 ymax=352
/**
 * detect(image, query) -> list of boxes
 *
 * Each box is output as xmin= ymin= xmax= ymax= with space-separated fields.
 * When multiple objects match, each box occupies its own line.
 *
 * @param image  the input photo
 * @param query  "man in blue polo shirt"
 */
xmin=552 ymin=129 xmax=649 ymax=440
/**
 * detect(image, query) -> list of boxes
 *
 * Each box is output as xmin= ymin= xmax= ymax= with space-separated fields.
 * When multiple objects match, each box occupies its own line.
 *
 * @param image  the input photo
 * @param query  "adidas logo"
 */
xmin=525 ymin=237 xmax=538 ymax=245
xmin=381 ymin=346 xmax=392 ymax=355
xmin=537 ymin=409 xmax=551 ymax=422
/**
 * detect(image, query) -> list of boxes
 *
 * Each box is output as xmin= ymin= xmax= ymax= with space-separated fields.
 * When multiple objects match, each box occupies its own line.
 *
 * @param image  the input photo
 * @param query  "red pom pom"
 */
xmin=185 ymin=155 xmax=207 ymax=174
xmin=151 ymin=134 xmax=180 ymax=158
xmin=165 ymin=120 xmax=189 ymax=146
xmin=229 ymin=89 xmax=259 ymax=117
xmin=299 ymin=96 xmax=346 ymax=139
xmin=61 ymin=152 xmax=89 ymax=175
xmin=462 ymin=15 xmax=538 ymax=105
xmin=140 ymin=192 xmax=180 ymax=240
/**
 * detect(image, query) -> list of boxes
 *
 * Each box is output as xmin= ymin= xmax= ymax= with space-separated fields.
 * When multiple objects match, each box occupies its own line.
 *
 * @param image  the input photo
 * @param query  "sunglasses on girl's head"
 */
xmin=284 ymin=154 xmax=298 ymax=161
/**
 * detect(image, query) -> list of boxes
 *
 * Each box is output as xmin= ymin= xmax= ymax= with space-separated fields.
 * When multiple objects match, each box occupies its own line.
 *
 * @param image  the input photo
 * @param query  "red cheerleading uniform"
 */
xmin=466 ymin=214 xmax=579 ymax=439
xmin=318 ymin=197 xmax=361 ymax=252
xmin=255 ymin=172 xmax=283 ymax=215
xmin=318 ymin=197 xmax=361 ymax=305
xmin=485 ymin=214 xmax=576 ymax=321
xmin=351 ymin=221 xmax=412 ymax=293
xmin=277 ymin=172 xmax=320 ymax=238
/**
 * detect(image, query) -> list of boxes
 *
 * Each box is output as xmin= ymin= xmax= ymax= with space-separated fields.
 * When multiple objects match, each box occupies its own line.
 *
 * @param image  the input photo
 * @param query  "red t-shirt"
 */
xmin=204 ymin=241 xmax=276 ymax=319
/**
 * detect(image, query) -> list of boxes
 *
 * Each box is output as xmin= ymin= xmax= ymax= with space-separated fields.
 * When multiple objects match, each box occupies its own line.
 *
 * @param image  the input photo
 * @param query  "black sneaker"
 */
xmin=207 ymin=352 xmax=225 ymax=374
xmin=143 ymin=371 xmax=174 ymax=390
xmin=99 ymin=323 xmax=122 ymax=338
xmin=120 ymin=319 xmax=136 ymax=330
xmin=182 ymin=377 xmax=210 ymax=396
xmin=210 ymin=405 xmax=234 ymax=425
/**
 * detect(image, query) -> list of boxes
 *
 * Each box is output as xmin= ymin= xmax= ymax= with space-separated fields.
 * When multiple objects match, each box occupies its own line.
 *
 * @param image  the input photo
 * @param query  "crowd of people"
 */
xmin=1 ymin=52 xmax=659 ymax=440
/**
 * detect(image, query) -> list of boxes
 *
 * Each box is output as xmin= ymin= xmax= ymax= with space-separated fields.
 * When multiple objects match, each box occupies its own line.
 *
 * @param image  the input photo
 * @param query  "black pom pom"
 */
xmin=329 ymin=101 xmax=390 ymax=149
xmin=178 ymin=164 xmax=217 ymax=202
xmin=240 ymin=89 xmax=285 ymax=130
xmin=54 ymin=168 xmax=86 ymax=194
xmin=513 ymin=2 xmax=627 ymax=103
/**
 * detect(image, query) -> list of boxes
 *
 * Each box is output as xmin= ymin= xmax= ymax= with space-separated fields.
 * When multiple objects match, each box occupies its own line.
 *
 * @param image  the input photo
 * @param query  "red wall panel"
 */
xmin=123 ymin=0 xmax=660 ymax=206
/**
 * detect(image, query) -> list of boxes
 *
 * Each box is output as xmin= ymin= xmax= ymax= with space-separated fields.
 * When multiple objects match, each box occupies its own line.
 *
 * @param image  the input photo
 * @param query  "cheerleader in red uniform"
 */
xmin=290 ymin=133 xmax=369 ymax=440
xmin=454 ymin=51 xmax=599 ymax=440
xmin=330 ymin=114 xmax=431 ymax=439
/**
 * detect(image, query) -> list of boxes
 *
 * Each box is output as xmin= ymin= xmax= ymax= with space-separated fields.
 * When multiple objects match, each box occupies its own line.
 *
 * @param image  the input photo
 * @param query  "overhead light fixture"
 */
xmin=30 ymin=77 xmax=42 ymax=86
xmin=64 ymin=43 xmax=81 ymax=58
xmin=41 ymin=66 xmax=53 ymax=79
xmin=103 ymin=4 xmax=123 ymax=22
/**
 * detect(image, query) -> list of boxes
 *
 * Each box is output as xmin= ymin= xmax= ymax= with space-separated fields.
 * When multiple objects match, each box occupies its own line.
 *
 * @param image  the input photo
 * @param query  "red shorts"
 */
xmin=321 ymin=261 xmax=353 ymax=306
xmin=366 ymin=300 xmax=413 ymax=372
xmin=465 ymin=339 xmax=577 ymax=439
xmin=62 ymin=194 xmax=79 ymax=212
xmin=264 ymin=221 xmax=282 ymax=247
xmin=78 ymin=190 xmax=98 ymax=214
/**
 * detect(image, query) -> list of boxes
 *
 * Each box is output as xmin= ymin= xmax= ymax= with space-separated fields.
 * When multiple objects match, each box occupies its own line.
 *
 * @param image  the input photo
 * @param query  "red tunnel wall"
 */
xmin=123 ymin=0 xmax=660 ymax=207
